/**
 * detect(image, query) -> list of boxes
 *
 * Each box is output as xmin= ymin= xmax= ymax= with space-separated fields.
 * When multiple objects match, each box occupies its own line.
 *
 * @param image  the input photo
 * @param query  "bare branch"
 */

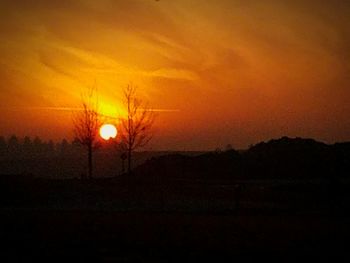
xmin=119 ymin=84 xmax=156 ymax=174
xmin=72 ymin=86 xmax=101 ymax=179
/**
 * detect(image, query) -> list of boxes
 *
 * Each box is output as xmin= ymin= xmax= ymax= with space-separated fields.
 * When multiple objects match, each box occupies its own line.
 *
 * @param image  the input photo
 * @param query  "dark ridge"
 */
xmin=132 ymin=136 xmax=350 ymax=182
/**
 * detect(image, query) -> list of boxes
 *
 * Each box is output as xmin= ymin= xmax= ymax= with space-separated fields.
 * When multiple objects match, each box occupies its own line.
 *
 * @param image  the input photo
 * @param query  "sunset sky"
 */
xmin=1 ymin=0 xmax=350 ymax=150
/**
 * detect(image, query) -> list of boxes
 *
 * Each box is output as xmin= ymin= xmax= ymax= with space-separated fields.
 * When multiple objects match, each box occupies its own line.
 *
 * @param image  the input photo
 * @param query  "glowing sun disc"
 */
xmin=100 ymin=124 xmax=117 ymax=140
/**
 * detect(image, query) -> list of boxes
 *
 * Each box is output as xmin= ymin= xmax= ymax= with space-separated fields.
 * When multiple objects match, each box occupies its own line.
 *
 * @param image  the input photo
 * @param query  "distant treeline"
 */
xmin=0 ymin=135 xmax=195 ymax=178
xmin=0 ymin=135 xmax=119 ymax=178
xmin=0 ymin=136 xmax=78 ymax=158
xmin=0 ymin=136 xmax=118 ymax=159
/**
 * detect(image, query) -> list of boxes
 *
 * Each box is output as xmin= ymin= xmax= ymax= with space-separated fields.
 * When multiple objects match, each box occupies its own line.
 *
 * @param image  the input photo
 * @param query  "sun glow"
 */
xmin=100 ymin=124 xmax=117 ymax=140
xmin=99 ymin=101 xmax=120 ymax=119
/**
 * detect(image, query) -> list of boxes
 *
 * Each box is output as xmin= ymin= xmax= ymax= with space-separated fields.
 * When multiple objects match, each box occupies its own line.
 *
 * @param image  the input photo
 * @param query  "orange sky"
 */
xmin=1 ymin=0 xmax=350 ymax=150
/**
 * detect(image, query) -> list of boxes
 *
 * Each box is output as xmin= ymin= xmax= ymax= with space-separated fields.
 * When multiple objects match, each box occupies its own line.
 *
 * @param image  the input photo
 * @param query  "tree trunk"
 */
xmin=127 ymin=148 xmax=132 ymax=175
xmin=88 ymin=144 xmax=93 ymax=179
xmin=122 ymin=159 xmax=125 ymax=174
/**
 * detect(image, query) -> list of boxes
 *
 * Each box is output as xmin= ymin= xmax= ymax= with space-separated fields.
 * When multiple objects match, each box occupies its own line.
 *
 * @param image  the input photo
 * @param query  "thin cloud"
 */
xmin=142 ymin=108 xmax=180 ymax=113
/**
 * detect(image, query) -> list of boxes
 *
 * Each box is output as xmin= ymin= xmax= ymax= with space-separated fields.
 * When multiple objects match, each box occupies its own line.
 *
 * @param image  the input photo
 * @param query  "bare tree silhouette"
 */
xmin=119 ymin=84 xmax=155 ymax=175
xmin=73 ymin=87 xmax=101 ymax=179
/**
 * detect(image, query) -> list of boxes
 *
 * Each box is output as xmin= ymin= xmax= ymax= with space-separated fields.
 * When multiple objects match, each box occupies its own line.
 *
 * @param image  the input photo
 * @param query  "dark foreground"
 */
xmin=1 ymin=173 xmax=350 ymax=261
xmin=2 ymin=137 xmax=350 ymax=260
xmin=1 ymin=210 xmax=350 ymax=261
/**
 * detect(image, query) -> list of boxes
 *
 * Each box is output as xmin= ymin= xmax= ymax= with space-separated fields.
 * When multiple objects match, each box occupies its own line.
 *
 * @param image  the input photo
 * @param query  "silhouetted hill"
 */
xmin=132 ymin=149 xmax=242 ymax=184
xmin=243 ymin=137 xmax=332 ymax=179
xmin=133 ymin=137 xmax=350 ymax=182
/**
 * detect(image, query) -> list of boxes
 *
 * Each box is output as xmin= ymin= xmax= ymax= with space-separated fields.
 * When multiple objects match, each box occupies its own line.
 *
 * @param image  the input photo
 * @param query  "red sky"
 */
xmin=1 ymin=0 xmax=350 ymax=150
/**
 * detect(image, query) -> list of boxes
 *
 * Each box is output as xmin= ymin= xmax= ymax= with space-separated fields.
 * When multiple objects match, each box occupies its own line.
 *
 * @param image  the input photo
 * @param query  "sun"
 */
xmin=100 ymin=124 xmax=117 ymax=140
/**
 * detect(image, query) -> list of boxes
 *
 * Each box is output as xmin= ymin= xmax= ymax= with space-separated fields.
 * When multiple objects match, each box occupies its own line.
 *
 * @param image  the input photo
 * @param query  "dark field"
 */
xmin=1 ymin=210 xmax=349 ymax=261
xmin=1 ymin=175 xmax=350 ymax=261
xmin=1 ymin=138 xmax=350 ymax=261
